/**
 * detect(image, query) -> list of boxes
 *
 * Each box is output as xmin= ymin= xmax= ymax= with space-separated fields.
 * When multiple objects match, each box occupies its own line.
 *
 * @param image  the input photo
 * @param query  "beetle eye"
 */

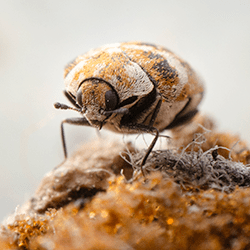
xmin=76 ymin=88 xmax=83 ymax=107
xmin=105 ymin=90 xmax=118 ymax=111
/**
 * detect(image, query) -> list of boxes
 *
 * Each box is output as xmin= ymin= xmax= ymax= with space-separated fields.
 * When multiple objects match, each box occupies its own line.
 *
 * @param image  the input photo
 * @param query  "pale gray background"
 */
xmin=1 ymin=0 xmax=250 ymax=221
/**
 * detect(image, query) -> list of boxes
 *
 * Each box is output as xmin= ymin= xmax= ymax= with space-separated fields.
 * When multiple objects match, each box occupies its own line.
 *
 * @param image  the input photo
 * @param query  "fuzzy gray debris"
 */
xmin=133 ymin=146 xmax=250 ymax=192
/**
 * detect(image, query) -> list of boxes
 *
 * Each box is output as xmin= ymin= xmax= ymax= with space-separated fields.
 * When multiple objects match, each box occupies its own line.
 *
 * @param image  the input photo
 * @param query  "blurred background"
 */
xmin=1 ymin=0 xmax=250 ymax=221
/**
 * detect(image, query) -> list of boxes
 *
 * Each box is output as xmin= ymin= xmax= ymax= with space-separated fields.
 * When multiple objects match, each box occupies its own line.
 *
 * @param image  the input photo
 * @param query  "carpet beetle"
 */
xmin=54 ymin=41 xmax=204 ymax=173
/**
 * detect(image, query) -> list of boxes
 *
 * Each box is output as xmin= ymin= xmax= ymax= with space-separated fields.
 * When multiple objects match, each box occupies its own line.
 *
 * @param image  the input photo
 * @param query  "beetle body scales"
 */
xmin=55 ymin=41 xmax=204 ymax=170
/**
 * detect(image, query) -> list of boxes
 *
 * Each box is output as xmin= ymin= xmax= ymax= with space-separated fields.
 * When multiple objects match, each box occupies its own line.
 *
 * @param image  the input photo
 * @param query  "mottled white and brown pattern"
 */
xmin=64 ymin=42 xmax=203 ymax=102
xmin=55 ymin=42 xmax=205 ymax=171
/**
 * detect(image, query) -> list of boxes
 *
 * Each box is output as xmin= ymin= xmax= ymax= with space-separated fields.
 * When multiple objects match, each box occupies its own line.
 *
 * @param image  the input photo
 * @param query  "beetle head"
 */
xmin=55 ymin=78 xmax=129 ymax=129
xmin=75 ymin=79 xmax=129 ymax=128
xmin=75 ymin=79 xmax=113 ymax=125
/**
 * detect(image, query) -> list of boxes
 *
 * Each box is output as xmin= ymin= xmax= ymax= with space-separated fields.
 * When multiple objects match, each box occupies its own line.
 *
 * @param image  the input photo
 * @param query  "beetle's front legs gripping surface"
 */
xmin=60 ymin=117 xmax=92 ymax=159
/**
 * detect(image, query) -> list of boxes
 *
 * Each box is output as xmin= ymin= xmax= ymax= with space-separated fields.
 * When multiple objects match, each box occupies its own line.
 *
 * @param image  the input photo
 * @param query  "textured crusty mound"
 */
xmin=1 ymin=114 xmax=250 ymax=250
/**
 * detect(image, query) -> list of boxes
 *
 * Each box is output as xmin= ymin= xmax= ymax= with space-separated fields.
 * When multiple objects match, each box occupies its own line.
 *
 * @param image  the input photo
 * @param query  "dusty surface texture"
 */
xmin=1 ymin=114 xmax=250 ymax=250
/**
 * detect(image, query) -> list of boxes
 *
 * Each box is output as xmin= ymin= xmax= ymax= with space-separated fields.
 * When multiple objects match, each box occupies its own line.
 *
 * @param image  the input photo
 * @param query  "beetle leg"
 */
xmin=149 ymin=98 xmax=162 ymax=127
xmin=140 ymin=127 xmax=159 ymax=166
xmin=120 ymin=123 xmax=159 ymax=176
xmin=60 ymin=117 xmax=91 ymax=159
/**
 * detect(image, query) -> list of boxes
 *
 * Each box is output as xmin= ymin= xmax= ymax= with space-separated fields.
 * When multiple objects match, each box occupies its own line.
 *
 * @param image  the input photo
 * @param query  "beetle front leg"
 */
xmin=60 ymin=117 xmax=91 ymax=159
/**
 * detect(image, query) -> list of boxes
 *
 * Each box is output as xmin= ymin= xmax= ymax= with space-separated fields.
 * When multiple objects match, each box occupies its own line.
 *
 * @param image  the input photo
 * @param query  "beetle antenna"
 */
xmin=54 ymin=102 xmax=81 ymax=113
